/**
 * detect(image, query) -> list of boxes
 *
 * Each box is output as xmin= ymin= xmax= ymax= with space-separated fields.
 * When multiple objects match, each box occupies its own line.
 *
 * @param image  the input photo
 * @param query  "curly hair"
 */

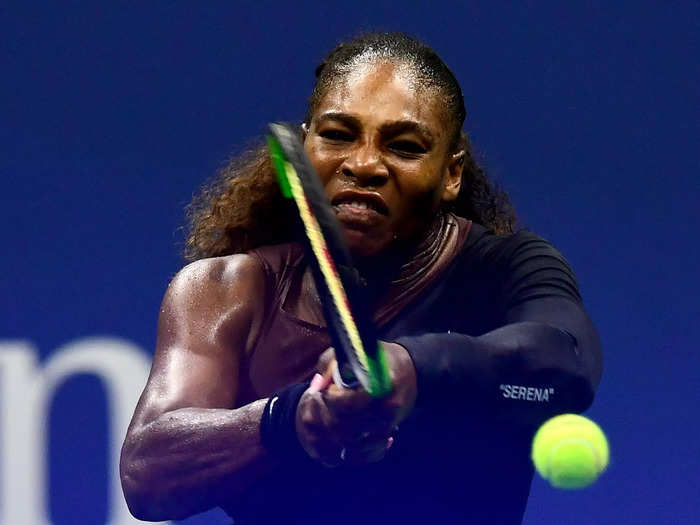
xmin=185 ymin=32 xmax=516 ymax=262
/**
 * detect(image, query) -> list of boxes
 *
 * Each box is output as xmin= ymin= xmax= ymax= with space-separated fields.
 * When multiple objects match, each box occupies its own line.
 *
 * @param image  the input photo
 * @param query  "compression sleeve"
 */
xmin=395 ymin=233 xmax=602 ymax=427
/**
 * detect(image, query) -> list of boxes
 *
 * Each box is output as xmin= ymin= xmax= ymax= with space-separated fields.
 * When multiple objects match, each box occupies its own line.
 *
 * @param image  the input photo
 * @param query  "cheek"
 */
xmin=395 ymin=162 xmax=445 ymax=204
xmin=388 ymin=163 xmax=446 ymax=237
xmin=304 ymin=141 xmax=340 ymax=186
xmin=400 ymin=185 xmax=443 ymax=220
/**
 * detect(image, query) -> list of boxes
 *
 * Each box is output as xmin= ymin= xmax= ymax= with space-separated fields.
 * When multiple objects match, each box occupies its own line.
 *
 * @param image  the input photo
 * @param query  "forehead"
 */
xmin=313 ymin=60 xmax=448 ymax=139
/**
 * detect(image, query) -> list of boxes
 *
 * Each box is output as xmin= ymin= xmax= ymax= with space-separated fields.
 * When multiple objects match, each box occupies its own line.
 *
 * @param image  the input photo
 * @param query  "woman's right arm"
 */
xmin=120 ymin=254 xmax=273 ymax=522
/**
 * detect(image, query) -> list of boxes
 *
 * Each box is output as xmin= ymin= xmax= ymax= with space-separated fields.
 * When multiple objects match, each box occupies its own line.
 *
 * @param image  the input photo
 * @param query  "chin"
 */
xmin=344 ymin=229 xmax=391 ymax=259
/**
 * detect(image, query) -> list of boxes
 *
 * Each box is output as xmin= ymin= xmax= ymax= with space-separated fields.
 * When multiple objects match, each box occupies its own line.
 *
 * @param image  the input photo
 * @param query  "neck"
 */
xmin=354 ymin=211 xmax=447 ymax=295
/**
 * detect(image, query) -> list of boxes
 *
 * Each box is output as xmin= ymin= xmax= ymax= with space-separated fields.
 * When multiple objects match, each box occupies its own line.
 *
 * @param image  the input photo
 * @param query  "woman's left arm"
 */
xmin=391 ymin=294 xmax=602 ymax=427
xmin=392 ymin=232 xmax=602 ymax=428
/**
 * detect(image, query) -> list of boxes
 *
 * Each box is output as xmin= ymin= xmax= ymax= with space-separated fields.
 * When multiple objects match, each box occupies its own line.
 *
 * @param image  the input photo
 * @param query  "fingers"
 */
xmin=322 ymin=383 xmax=401 ymax=438
xmin=338 ymin=434 xmax=394 ymax=466
xmin=321 ymin=385 xmax=386 ymax=438
xmin=296 ymin=387 xmax=344 ymax=465
xmin=296 ymin=379 xmax=398 ymax=468
xmin=302 ymin=342 xmax=412 ymax=468
xmin=324 ymin=381 xmax=372 ymax=411
xmin=308 ymin=372 xmax=330 ymax=394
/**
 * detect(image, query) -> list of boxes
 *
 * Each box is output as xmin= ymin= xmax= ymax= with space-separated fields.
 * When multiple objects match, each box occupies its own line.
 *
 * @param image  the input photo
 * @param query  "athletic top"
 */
xmin=222 ymin=213 xmax=602 ymax=525
xmin=234 ymin=212 xmax=471 ymax=404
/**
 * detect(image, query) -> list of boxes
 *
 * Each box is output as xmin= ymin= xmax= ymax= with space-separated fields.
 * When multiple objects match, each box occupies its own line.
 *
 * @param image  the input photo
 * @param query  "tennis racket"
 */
xmin=267 ymin=122 xmax=392 ymax=398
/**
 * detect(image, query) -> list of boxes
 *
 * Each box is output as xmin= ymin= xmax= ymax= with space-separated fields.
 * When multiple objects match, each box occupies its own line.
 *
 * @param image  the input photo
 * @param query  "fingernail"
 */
xmin=309 ymin=373 xmax=324 ymax=393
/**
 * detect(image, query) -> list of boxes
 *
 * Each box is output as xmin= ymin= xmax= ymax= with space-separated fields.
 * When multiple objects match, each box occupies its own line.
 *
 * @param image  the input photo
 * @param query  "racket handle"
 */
xmin=332 ymin=361 xmax=360 ymax=389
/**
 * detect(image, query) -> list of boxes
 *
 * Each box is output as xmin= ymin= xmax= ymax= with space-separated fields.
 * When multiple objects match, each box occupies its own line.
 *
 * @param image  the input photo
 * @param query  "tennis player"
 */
xmin=120 ymin=32 xmax=602 ymax=524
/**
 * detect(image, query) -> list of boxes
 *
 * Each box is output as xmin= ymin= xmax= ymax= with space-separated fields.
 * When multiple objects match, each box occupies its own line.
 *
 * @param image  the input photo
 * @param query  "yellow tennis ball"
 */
xmin=531 ymin=414 xmax=609 ymax=489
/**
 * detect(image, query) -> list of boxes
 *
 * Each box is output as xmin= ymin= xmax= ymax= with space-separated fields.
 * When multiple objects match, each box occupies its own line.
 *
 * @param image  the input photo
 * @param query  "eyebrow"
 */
xmin=317 ymin=112 xmax=435 ymax=142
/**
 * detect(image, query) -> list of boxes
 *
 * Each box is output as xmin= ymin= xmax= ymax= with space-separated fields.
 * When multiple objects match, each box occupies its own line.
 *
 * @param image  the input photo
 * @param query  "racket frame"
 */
xmin=267 ymin=123 xmax=392 ymax=398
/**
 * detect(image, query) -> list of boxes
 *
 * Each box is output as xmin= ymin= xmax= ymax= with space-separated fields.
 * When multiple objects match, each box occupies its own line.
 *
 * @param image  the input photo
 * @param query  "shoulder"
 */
xmin=166 ymin=253 xmax=267 ymax=306
xmin=458 ymin=224 xmax=581 ymax=305
xmin=463 ymin=224 xmax=570 ymax=268
xmin=160 ymin=254 xmax=269 ymax=350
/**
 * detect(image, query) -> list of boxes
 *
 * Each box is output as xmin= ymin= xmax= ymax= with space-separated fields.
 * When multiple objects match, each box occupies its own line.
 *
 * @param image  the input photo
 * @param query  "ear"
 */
xmin=301 ymin=122 xmax=309 ymax=141
xmin=441 ymin=149 xmax=464 ymax=202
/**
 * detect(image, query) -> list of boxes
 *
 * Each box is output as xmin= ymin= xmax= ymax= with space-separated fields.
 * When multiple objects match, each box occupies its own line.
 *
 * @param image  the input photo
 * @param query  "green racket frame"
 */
xmin=267 ymin=124 xmax=392 ymax=398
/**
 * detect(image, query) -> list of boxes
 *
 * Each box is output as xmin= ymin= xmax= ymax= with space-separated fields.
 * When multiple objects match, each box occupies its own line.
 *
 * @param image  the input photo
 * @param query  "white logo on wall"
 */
xmin=0 ymin=337 xmax=170 ymax=525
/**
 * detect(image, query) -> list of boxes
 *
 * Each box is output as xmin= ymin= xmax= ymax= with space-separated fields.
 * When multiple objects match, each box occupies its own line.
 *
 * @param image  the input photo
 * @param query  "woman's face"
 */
xmin=304 ymin=60 xmax=463 ymax=258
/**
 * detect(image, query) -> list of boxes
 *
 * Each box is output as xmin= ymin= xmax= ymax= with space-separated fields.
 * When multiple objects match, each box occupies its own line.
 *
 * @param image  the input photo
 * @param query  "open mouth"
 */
xmin=330 ymin=190 xmax=389 ymax=215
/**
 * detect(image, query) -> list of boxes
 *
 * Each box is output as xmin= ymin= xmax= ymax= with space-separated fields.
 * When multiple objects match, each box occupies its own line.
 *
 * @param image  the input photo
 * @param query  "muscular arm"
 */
xmin=120 ymin=255 xmax=273 ymax=521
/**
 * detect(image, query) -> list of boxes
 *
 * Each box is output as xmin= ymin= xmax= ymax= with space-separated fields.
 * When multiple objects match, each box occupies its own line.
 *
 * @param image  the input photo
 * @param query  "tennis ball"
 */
xmin=531 ymin=414 xmax=609 ymax=489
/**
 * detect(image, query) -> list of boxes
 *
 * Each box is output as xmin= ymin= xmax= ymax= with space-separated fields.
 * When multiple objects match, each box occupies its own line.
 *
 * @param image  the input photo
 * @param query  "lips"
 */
xmin=330 ymin=190 xmax=389 ymax=215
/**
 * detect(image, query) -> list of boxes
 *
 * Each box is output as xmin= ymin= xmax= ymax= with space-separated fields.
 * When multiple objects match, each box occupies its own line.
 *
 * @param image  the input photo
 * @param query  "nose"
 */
xmin=341 ymin=140 xmax=389 ymax=187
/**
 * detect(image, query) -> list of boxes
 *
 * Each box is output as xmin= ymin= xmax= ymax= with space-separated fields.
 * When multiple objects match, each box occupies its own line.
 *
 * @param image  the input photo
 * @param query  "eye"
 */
xmin=320 ymin=129 xmax=354 ymax=142
xmin=389 ymin=140 xmax=427 ymax=156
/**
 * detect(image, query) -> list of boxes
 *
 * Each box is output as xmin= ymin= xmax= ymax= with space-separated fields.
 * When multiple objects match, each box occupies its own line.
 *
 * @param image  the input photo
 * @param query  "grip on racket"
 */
xmin=333 ymin=343 xmax=391 ymax=397
xmin=365 ymin=342 xmax=392 ymax=397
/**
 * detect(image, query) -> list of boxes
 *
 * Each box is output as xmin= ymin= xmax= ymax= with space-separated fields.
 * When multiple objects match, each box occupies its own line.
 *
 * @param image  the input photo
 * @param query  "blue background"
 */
xmin=2 ymin=2 xmax=699 ymax=524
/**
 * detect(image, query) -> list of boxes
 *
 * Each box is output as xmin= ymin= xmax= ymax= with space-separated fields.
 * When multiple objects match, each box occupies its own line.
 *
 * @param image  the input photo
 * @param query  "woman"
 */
xmin=120 ymin=33 xmax=602 ymax=524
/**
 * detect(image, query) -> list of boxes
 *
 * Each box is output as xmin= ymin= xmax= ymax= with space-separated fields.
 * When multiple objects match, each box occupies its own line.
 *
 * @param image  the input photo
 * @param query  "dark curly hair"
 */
xmin=185 ymin=32 xmax=516 ymax=262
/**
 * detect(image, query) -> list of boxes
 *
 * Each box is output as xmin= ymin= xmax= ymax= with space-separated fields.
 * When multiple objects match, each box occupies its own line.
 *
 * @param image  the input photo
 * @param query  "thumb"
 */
xmin=308 ymin=372 xmax=331 ymax=394
xmin=317 ymin=347 xmax=337 ymax=375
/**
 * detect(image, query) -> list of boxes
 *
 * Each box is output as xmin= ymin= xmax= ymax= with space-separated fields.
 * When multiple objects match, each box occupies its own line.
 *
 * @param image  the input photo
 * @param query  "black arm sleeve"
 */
xmin=395 ymin=232 xmax=602 ymax=427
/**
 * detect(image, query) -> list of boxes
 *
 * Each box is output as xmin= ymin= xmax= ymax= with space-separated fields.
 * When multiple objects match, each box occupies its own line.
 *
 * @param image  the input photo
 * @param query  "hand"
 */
xmin=295 ymin=372 xmax=393 ymax=467
xmin=317 ymin=341 xmax=418 ymax=427
xmin=295 ymin=342 xmax=416 ymax=467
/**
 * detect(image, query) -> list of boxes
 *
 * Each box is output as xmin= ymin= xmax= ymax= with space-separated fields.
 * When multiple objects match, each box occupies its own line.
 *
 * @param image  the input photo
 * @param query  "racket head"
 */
xmin=267 ymin=123 xmax=391 ymax=397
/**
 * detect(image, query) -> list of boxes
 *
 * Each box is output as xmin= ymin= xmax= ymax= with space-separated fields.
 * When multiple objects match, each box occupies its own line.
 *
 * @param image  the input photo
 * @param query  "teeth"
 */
xmin=339 ymin=201 xmax=369 ymax=210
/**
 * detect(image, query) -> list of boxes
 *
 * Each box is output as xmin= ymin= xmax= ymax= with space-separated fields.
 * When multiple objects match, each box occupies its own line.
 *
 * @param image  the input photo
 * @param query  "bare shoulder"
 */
xmin=166 ymin=253 xmax=266 ymax=305
xmin=158 ymin=253 xmax=268 ymax=358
